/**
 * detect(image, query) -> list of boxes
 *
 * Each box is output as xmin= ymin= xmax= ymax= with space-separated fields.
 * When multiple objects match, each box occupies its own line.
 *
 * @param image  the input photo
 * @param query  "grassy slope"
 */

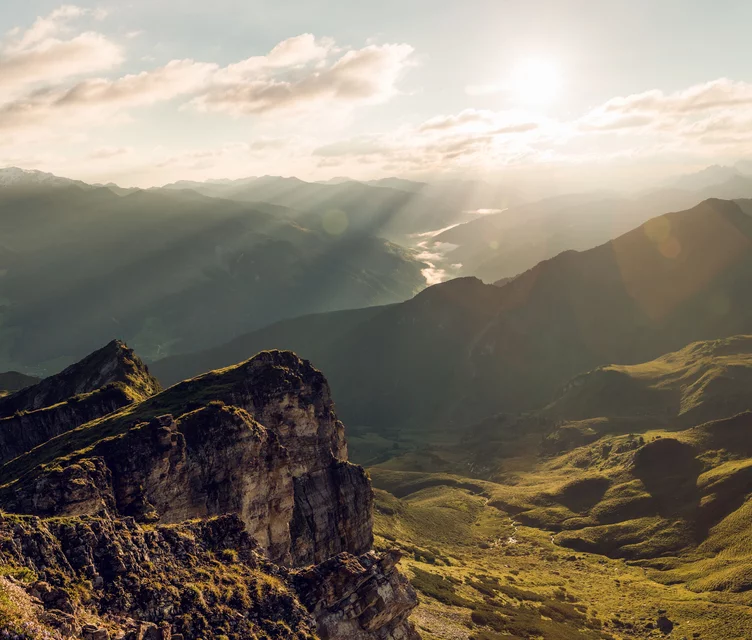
xmin=542 ymin=335 xmax=752 ymax=429
xmin=364 ymin=334 xmax=752 ymax=638
xmin=372 ymin=476 xmax=752 ymax=640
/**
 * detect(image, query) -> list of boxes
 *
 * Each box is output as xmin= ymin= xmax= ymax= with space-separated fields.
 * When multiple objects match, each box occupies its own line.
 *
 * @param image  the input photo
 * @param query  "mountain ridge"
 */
xmin=0 ymin=341 xmax=420 ymax=639
xmin=0 ymin=181 xmax=427 ymax=371
xmin=154 ymin=198 xmax=752 ymax=440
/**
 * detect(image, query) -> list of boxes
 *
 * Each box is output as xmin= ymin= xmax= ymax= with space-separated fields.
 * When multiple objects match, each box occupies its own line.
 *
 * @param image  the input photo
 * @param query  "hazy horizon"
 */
xmin=2 ymin=1 xmax=752 ymax=190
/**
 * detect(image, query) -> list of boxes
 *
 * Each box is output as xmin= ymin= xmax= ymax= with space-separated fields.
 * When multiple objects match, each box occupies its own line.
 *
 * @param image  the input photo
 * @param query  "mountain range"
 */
xmin=0 ymin=172 xmax=429 ymax=373
xmin=161 ymin=174 xmax=515 ymax=243
xmin=428 ymin=174 xmax=752 ymax=283
xmin=153 ymin=197 xmax=752 ymax=443
xmin=7 ymin=162 xmax=752 ymax=638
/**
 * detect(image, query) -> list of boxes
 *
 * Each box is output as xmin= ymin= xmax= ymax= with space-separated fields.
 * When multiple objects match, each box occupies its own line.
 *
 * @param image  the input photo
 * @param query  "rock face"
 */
xmin=0 ymin=339 xmax=161 ymax=417
xmin=0 ymin=512 xmax=317 ymax=639
xmin=0 ymin=343 xmax=417 ymax=639
xmin=0 ymin=340 xmax=162 ymax=464
xmin=4 ymin=351 xmax=373 ymax=567
xmin=294 ymin=551 xmax=421 ymax=640
xmin=0 ymin=383 xmax=136 ymax=465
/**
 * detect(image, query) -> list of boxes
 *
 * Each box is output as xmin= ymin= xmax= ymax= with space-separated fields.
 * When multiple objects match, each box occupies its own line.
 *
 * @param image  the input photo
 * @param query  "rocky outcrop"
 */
xmin=0 ymin=511 xmax=418 ymax=640
xmin=290 ymin=463 xmax=374 ymax=566
xmin=0 ymin=340 xmax=162 ymax=466
xmin=0 ymin=339 xmax=161 ymax=418
xmin=0 ymin=344 xmax=417 ymax=639
xmin=0 ymin=512 xmax=317 ymax=639
xmin=0 ymin=382 xmax=136 ymax=465
xmin=168 ymin=349 xmax=349 ymax=476
xmin=294 ymin=551 xmax=420 ymax=640
xmin=2 ymin=351 xmax=373 ymax=568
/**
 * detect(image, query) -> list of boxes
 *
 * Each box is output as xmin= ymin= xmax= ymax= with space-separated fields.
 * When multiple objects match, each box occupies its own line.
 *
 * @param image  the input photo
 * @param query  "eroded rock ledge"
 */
xmin=0 ymin=512 xmax=418 ymax=639
xmin=0 ymin=347 xmax=419 ymax=639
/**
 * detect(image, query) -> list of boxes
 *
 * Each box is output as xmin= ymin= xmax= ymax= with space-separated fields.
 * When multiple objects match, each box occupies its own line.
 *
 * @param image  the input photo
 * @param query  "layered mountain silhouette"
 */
xmin=154 ymin=198 xmax=752 ymax=436
xmin=0 ymin=180 xmax=427 ymax=372
xmin=162 ymin=174 xmax=518 ymax=242
xmin=432 ymin=182 xmax=752 ymax=283
xmin=0 ymin=371 xmax=39 ymax=392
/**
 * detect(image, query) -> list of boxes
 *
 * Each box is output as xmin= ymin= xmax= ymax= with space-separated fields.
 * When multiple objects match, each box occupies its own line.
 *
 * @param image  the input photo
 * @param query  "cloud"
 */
xmin=8 ymin=9 xmax=752 ymax=184
xmin=0 ymin=60 xmax=217 ymax=133
xmin=602 ymin=79 xmax=752 ymax=116
xmin=191 ymin=41 xmax=414 ymax=115
xmin=580 ymin=79 xmax=752 ymax=137
xmin=0 ymin=6 xmax=122 ymax=95
xmin=0 ymin=18 xmax=414 ymax=153
xmin=217 ymin=34 xmax=335 ymax=80
xmin=6 ymin=5 xmax=87 ymax=52
xmin=88 ymin=146 xmax=133 ymax=160
xmin=314 ymin=136 xmax=391 ymax=158
xmin=311 ymin=108 xmax=550 ymax=175
xmin=419 ymin=109 xmax=497 ymax=132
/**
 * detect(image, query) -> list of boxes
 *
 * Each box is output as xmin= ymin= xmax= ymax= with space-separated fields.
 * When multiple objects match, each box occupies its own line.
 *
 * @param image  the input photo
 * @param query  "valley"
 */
xmin=357 ymin=335 xmax=752 ymax=639
xmin=4 ymin=170 xmax=752 ymax=639
xmin=5 ymin=2 xmax=752 ymax=637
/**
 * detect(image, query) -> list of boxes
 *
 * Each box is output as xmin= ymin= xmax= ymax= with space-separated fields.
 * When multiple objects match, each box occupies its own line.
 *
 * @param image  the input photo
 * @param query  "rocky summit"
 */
xmin=0 ymin=340 xmax=162 ymax=467
xmin=0 ymin=343 xmax=418 ymax=639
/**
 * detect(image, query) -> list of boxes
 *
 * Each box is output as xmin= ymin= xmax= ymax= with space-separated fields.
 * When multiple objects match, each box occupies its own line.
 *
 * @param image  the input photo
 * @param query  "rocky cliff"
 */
xmin=0 ymin=383 xmax=138 ymax=465
xmin=0 ymin=341 xmax=162 ymax=464
xmin=0 ymin=344 xmax=418 ymax=640
xmin=0 ymin=340 xmax=161 ymax=418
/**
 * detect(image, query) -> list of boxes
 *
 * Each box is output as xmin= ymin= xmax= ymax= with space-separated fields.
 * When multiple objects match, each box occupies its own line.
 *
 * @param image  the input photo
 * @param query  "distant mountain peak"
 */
xmin=671 ymin=164 xmax=742 ymax=191
xmin=0 ymin=166 xmax=91 ymax=190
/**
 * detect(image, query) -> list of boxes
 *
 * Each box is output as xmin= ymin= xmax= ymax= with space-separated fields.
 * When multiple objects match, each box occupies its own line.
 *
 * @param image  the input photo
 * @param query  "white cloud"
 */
xmin=0 ymin=19 xmax=414 ymax=147
xmin=580 ymin=79 xmax=752 ymax=135
xmin=191 ymin=41 xmax=414 ymax=115
xmin=88 ymin=146 xmax=133 ymax=160
xmin=0 ymin=60 xmax=217 ymax=133
xmin=6 ymin=5 xmax=87 ymax=52
xmin=311 ymin=79 xmax=752 ymax=178
xmin=313 ymin=109 xmax=551 ymax=174
xmin=5 ymin=9 xmax=752 ymax=185
xmin=0 ymin=33 xmax=123 ymax=92
xmin=217 ymin=34 xmax=335 ymax=80
xmin=0 ymin=6 xmax=123 ymax=96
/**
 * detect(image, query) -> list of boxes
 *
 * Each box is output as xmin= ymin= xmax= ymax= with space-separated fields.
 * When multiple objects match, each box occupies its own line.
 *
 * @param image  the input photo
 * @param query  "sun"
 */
xmin=510 ymin=59 xmax=561 ymax=106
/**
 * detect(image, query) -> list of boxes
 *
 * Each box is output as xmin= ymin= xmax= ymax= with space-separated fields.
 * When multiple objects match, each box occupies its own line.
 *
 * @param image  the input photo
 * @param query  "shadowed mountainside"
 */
xmin=0 ymin=370 xmax=39 ymax=392
xmin=0 ymin=182 xmax=426 ymax=372
xmin=162 ymin=175 xmax=518 ymax=243
xmin=154 ymin=198 xmax=752 ymax=440
xmin=433 ymin=179 xmax=752 ymax=283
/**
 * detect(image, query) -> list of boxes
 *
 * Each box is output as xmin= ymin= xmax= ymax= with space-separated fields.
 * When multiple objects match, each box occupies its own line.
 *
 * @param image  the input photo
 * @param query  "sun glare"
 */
xmin=510 ymin=59 xmax=561 ymax=106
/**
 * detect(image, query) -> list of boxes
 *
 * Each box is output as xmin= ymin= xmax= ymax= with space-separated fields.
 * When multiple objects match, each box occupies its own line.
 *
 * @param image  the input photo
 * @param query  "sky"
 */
xmin=1 ymin=0 xmax=752 ymax=188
